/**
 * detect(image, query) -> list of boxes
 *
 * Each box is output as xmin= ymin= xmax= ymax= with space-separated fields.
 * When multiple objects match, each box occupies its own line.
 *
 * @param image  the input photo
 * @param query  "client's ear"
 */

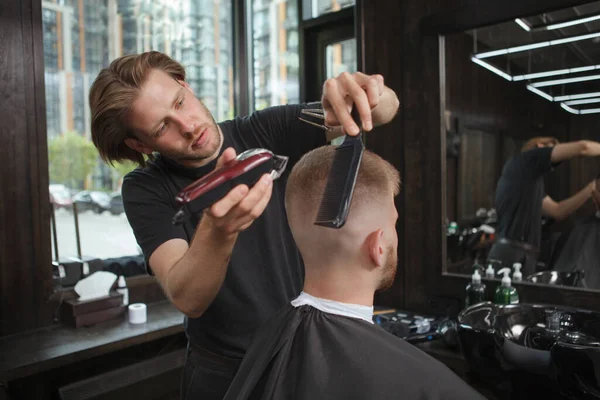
xmin=367 ymin=229 xmax=385 ymax=268
xmin=124 ymin=137 xmax=154 ymax=155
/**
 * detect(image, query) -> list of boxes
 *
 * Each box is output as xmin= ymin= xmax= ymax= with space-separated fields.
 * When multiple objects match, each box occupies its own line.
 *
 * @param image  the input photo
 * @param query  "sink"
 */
xmin=526 ymin=270 xmax=585 ymax=288
xmin=458 ymin=302 xmax=600 ymax=399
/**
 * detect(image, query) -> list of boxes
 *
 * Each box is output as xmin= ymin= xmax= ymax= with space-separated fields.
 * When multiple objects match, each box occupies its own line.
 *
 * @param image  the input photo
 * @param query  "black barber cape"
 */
xmin=552 ymin=214 xmax=600 ymax=289
xmin=223 ymin=304 xmax=485 ymax=400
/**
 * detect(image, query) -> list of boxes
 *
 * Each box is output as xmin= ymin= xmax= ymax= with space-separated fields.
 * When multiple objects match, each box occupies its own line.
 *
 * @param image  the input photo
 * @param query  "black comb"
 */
xmin=314 ymin=107 xmax=365 ymax=228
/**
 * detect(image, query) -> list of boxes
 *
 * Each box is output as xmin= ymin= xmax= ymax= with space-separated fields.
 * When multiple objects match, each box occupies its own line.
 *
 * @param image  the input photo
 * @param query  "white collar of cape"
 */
xmin=291 ymin=291 xmax=374 ymax=324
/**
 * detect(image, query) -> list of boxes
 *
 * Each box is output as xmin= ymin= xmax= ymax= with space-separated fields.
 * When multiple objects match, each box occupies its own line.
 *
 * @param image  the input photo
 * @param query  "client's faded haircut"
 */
xmin=285 ymin=146 xmax=400 ymax=222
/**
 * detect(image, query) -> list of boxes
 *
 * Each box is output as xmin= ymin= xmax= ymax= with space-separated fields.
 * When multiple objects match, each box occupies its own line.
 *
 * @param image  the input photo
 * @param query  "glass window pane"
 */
xmin=42 ymin=0 xmax=235 ymax=269
xmin=251 ymin=0 xmax=300 ymax=111
xmin=303 ymin=0 xmax=355 ymax=20
xmin=326 ymin=37 xmax=356 ymax=145
xmin=325 ymin=37 xmax=356 ymax=78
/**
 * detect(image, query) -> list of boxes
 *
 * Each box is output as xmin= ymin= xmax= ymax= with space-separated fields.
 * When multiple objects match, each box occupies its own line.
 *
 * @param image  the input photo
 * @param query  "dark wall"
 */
xmin=0 ymin=0 xmax=55 ymax=336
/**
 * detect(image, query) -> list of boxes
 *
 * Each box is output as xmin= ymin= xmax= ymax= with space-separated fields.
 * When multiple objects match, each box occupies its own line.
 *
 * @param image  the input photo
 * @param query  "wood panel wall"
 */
xmin=0 ymin=0 xmax=55 ymax=336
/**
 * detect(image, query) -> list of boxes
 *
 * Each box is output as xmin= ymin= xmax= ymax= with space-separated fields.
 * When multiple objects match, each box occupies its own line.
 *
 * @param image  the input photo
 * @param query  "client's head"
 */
xmin=521 ymin=136 xmax=559 ymax=152
xmin=285 ymin=146 xmax=401 ymax=295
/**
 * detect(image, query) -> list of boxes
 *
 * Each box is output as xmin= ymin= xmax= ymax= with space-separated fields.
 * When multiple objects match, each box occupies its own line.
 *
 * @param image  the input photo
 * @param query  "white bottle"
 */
xmin=512 ymin=263 xmax=522 ymax=282
xmin=117 ymin=275 xmax=129 ymax=306
xmin=485 ymin=263 xmax=495 ymax=279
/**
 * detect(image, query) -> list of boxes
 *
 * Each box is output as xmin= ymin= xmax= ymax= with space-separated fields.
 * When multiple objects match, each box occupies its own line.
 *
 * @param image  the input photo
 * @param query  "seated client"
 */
xmin=223 ymin=146 xmax=485 ymax=400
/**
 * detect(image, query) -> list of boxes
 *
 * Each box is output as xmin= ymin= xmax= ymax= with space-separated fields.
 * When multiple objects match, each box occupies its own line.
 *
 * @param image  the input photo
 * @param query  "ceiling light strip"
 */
xmin=514 ymin=18 xmax=531 ymax=31
xmin=555 ymin=91 xmax=600 ymax=102
xmin=530 ymin=73 xmax=600 ymax=88
xmin=515 ymin=15 xmax=600 ymax=32
xmin=546 ymin=14 xmax=600 ymax=30
xmin=580 ymin=107 xmax=600 ymax=114
xmin=513 ymin=64 xmax=600 ymax=81
xmin=564 ymin=97 xmax=600 ymax=106
xmin=561 ymin=103 xmax=580 ymax=114
xmin=475 ymin=32 xmax=600 ymax=59
xmin=527 ymin=85 xmax=554 ymax=101
xmin=470 ymin=57 xmax=513 ymax=81
xmin=560 ymin=103 xmax=600 ymax=115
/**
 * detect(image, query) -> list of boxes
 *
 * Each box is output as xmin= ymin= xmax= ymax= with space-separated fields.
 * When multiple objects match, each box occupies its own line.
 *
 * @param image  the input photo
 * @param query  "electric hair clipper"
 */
xmin=172 ymin=149 xmax=289 ymax=225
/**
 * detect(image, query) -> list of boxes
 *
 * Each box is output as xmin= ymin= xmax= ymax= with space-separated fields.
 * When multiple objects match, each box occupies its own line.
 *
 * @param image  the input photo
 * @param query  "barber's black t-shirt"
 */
xmin=121 ymin=104 xmax=327 ymax=358
xmin=494 ymin=146 xmax=554 ymax=247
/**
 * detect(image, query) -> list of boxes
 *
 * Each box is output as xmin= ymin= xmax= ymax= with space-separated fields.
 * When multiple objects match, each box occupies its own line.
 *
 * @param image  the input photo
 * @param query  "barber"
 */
xmin=489 ymin=137 xmax=600 ymax=275
xmin=88 ymin=51 xmax=400 ymax=400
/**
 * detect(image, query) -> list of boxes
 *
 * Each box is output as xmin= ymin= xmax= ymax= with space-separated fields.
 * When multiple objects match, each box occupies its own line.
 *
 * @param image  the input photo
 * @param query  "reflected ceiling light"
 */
xmin=561 ymin=103 xmax=600 ymax=114
xmin=555 ymin=91 xmax=600 ymax=101
xmin=515 ymin=18 xmax=531 ymax=31
xmin=564 ymin=97 xmax=600 ymax=105
xmin=527 ymin=85 xmax=554 ymax=101
xmin=513 ymin=64 xmax=600 ymax=81
xmin=470 ymin=57 xmax=512 ymax=81
xmin=530 ymin=73 xmax=600 ymax=88
xmin=561 ymin=103 xmax=580 ymax=114
xmin=474 ymin=32 xmax=600 ymax=59
xmin=515 ymin=14 xmax=600 ymax=32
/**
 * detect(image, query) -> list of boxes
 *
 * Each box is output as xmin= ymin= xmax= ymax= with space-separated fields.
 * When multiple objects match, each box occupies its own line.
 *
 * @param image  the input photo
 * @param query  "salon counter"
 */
xmin=0 ymin=300 xmax=187 ymax=400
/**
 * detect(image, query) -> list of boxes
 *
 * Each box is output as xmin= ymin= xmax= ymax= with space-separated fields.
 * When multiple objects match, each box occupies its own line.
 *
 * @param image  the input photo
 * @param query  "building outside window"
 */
xmin=251 ymin=0 xmax=300 ymax=110
xmin=42 ymin=0 xmax=234 ymax=261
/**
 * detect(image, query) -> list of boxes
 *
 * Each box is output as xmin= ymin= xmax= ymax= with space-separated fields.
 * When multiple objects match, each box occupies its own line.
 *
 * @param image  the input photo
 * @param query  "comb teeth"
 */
xmin=315 ymin=134 xmax=364 ymax=228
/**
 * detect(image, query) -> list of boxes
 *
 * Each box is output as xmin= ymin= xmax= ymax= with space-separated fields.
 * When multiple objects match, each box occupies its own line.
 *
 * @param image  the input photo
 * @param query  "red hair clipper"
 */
xmin=172 ymin=149 xmax=289 ymax=225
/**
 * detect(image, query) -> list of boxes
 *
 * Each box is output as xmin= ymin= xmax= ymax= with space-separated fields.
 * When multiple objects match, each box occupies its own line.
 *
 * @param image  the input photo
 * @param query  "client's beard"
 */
xmin=376 ymin=244 xmax=398 ymax=292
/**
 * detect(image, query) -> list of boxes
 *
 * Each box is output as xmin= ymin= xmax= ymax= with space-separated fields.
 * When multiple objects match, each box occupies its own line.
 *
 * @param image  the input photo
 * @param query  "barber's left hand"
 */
xmin=321 ymin=71 xmax=385 ymax=136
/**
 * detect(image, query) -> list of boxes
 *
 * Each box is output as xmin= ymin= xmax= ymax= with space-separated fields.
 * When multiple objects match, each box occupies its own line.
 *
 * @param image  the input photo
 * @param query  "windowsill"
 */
xmin=0 ymin=300 xmax=184 ymax=383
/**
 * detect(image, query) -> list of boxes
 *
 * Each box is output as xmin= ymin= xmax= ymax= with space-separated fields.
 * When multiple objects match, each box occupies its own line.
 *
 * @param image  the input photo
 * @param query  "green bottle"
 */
xmin=494 ymin=268 xmax=519 ymax=305
xmin=465 ymin=268 xmax=486 ymax=308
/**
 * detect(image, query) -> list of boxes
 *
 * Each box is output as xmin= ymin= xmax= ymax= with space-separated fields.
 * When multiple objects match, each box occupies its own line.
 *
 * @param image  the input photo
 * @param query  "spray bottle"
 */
xmin=494 ymin=268 xmax=519 ymax=305
xmin=465 ymin=269 xmax=486 ymax=308
xmin=512 ymin=263 xmax=522 ymax=282
xmin=117 ymin=275 xmax=129 ymax=306
xmin=485 ymin=262 xmax=495 ymax=279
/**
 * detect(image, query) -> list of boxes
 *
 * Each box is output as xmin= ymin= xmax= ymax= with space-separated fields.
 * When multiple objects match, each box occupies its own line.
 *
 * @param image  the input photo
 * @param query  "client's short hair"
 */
xmin=521 ymin=136 xmax=559 ymax=152
xmin=285 ymin=146 xmax=400 ymax=224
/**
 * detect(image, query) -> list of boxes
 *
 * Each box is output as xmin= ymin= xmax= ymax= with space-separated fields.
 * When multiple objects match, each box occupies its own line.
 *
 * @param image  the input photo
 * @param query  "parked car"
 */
xmin=109 ymin=192 xmax=124 ymax=215
xmin=49 ymin=184 xmax=73 ymax=211
xmin=73 ymin=190 xmax=111 ymax=213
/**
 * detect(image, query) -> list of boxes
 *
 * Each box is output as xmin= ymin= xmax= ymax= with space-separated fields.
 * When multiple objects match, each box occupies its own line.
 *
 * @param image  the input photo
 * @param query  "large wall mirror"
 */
xmin=441 ymin=2 xmax=600 ymax=291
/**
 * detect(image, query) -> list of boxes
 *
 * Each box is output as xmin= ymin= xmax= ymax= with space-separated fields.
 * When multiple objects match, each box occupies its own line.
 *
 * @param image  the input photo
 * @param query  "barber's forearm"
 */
xmin=372 ymin=87 xmax=400 ymax=127
xmin=165 ymin=220 xmax=237 ymax=318
xmin=556 ymin=183 xmax=593 ymax=221
xmin=551 ymin=140 xmax=600 ymax=162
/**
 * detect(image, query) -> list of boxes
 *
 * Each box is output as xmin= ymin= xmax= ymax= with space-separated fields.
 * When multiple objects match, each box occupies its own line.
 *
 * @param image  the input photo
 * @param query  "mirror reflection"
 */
xmin=443 ymin=1 xmax=600 ymax=290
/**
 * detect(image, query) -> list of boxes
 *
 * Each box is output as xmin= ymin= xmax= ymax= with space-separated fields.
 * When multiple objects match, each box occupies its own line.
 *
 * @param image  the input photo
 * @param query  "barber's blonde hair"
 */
xmin=285 ymin=146 xmax=401 ymax=221
xmin=89 ymin=51 xmax=186 ymax=167
xmin=521 ymin=136 xmax=559 ymax=153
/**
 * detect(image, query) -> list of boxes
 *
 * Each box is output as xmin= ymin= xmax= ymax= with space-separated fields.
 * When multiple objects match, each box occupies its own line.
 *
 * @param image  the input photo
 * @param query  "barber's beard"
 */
xmin=170 ymin=115 xmax=221 ymax=164
xmin=376 ymin=245 xmax=398 ymax=292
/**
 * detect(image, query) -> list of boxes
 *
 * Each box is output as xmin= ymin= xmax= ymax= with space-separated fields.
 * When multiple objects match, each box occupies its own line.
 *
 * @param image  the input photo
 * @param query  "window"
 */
xmin=42 ymin=0 xmax=234 ymax=270
xmin=303 ymin=0 xmax=355 ymax=20
xmin=250 ymin=0 xmax=300 ymax=110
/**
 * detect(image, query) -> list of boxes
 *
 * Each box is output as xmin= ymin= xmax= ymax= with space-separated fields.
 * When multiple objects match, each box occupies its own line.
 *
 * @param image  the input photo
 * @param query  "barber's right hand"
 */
xmin=203 ymin=147 xmax=274 ymax=236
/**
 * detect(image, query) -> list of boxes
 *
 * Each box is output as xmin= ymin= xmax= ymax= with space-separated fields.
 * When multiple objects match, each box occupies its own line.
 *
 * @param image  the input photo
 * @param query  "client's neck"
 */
xmin=302 ymin=260 xmax=375 ymax=307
